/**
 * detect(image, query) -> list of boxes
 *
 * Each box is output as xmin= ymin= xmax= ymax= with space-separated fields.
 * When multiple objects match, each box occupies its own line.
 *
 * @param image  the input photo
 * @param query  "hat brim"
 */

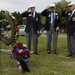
xmin=68 ymin=2 xmax=75 ymax=6
xmin=30 ymin=6 xmax=35 ymax=8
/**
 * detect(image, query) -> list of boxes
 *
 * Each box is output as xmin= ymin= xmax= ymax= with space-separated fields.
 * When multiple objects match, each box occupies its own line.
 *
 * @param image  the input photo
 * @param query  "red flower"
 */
xmin=25 ymin=49 xmax=30 ymax=57
xmin=18 ymin=54 xmax=22 ymax=59
xmin=13 ymin=45 xmax=18 ymax=50
xmin=16 ymin=24 xmax=19 ymax=32
xmin=17 ymin=42 xmax=23 ymax=49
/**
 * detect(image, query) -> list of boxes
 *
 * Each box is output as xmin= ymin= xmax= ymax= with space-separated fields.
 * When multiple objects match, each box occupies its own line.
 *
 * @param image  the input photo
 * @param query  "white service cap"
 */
xmin=50 ymin=4 xmax=55 ymax=7
xmin=29 ymin=4 xmax=35 ymax=8
xmin=68 ymin=2 xmax=75 ymax=6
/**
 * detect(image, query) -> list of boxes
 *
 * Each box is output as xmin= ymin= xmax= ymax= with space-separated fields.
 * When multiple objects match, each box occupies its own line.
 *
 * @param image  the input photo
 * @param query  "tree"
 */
xmin=55 ymin=0 xmax=70 ymax=33
xmin=11 ymin=11 xmax=23 ymax=25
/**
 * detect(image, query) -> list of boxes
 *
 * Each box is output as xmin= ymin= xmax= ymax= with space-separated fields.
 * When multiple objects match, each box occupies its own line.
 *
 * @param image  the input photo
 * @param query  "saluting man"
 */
xmin=41 ymin=4 xmax=61 ymax=54
xmin=62 ymin=2 xmax=75 ymax=58
xmin=21 ymin=4 xmax=41 ymax=54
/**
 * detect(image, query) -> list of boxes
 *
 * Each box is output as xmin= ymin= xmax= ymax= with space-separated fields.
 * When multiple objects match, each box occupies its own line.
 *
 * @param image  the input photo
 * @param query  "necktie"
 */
xmin=53 ymin=12 xmax=55 ymax=24
xmin=32 ymin=12 xmax=34 ymax=18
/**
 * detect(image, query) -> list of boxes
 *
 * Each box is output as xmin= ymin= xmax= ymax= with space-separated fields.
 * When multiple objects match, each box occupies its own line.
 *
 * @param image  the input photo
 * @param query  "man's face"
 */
xmin=50 ymin=7 xmax=55 ymax=11
xmin=69 ymin=5 xmax=75 ymax=11
xmin=31 ymin=7 xmax=35 ymax=12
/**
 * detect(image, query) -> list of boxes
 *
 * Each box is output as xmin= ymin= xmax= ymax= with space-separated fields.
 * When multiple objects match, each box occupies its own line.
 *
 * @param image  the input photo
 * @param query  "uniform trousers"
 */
xmin=26 ymin=27 xmax=38 ymax=53
xmin=47 ymin=25 xmax=56 ymax=52
xmin=67 ymin=34 xmax=75 ymax=54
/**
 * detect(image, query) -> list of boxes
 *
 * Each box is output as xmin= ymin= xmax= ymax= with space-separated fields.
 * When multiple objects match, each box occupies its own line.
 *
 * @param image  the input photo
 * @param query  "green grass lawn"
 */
xmin=0 ymin=36 xmax=75 ymax=75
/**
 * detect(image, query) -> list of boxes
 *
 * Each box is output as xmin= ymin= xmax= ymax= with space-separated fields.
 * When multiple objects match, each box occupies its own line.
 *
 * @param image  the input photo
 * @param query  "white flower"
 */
xmin=23 ymin=44 xmax=27 ymax=48
xmin=19 ymin=49 xmax=23 ymax=53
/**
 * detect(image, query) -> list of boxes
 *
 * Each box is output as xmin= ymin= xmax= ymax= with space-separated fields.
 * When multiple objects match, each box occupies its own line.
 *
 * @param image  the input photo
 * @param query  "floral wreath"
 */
xmin=10 ymin=42 xmax=30 ymax=61
xmin=10 ymin=42 xmax=30 ymax=72
xmin=0 ymin=12 xmax=19 ymax=46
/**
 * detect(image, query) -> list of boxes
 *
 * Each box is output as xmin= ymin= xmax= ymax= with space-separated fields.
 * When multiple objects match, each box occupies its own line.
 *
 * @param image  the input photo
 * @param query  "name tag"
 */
xmin=68 ymin=13 xmax=71 ymax=15
xmin=55 ymin=13 xmax=58 ymax=15
xmin=48 ymin=14 xmax=50 ymax=17
xmin=29 ymin=14 xmax=32 ymax=16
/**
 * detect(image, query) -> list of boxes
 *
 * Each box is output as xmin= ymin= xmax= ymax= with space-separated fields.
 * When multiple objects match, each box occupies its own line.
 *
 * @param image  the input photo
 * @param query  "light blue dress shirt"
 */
xmin=51 ymin=11 xmax=55 ymax=25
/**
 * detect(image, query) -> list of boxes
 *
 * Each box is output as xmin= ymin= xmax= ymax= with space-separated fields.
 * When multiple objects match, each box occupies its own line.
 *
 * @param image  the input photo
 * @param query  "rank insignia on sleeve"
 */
xmin=74 ymin=32 xmax=75 ymax=36
xmin=72 ymin=17 xmax=75 ymax=21
xmin=36 ymin=18 xmax=38 ymax=21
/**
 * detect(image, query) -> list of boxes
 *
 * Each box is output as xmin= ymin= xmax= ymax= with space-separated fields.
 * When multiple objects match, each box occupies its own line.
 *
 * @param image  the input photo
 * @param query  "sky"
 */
xmin=0 ymin=0 xmax=75 ymax=13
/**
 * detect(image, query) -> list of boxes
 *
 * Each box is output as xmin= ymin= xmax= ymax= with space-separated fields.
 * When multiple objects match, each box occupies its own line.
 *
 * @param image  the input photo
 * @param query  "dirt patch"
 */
xmin=59 ymin=61 xmax=75 ymax=67
xmin=28 ymin=62 xmax=42 ymax=69
xmin=3 ymin=67 xmax=20 ymax=73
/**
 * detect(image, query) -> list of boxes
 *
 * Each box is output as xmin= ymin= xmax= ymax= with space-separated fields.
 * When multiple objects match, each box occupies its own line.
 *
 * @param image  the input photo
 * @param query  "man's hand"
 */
xmin=27 ymin=7 xmax=31 ymax=11
xmin=46 ymin=6 xmax=50 ymax=10
xmin=37 ymin=31 xmax=40 ymax=34
xmin=37 ymin=31 xmax=42 ymax=36
xmin=63 ymin=6 xmax=68 ymax=11
xmin=56 ymin=27 xmax=59 ymax=32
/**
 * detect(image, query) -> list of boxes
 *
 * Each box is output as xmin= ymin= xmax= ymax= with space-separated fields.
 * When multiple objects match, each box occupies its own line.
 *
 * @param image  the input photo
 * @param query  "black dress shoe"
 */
xmin=53 ymin=49 xmax=57 ymax=54
xmin=47 ymin=49 xmax=51 ymax=54
xmin=66 ymin=53 xmax=73 ymax=57
xmin=48 ymin=52 xmax=51 ymax=54
xmin=71 ymin=54 xmax=75 ymax=58
xmin=54 ymin=52 xmax=57 ymax=54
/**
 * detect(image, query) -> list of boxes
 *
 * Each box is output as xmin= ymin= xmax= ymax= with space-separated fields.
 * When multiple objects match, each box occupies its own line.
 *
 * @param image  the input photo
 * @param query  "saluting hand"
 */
xmin=27 ymin=7 xmax=31 ymax=11
xmin=46 ymin=6 xmax=50 ymax=10
xmin=63 ymin=6 xmax=68 ymax=11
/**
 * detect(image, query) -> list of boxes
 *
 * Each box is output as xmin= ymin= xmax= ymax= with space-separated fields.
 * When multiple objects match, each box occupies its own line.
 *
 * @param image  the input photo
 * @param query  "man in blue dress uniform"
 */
xmin=41 ymin=4 xmax=61 ymax=54
xmin=21 ymin=4 xmax=41 ymax=54
xmin=62 ymin=2 xmax=75 ymax=58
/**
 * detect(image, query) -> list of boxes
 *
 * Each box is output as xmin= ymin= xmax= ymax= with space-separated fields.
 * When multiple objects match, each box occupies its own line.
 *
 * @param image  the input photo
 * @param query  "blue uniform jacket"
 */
xmin=41 ymin=9 xmax=61 ymax=31
xmin=62 ymin=10 xmax=75 ymax=35
xmin=21 ymin=11 xmax=41 ymax=34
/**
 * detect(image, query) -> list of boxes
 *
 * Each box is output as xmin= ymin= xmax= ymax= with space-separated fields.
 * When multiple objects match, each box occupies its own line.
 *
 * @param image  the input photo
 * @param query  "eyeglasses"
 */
xmin=69 ymin=5 xmax=73 ymax=7
xmin=51 ymin=7 xmax=55 ymax=9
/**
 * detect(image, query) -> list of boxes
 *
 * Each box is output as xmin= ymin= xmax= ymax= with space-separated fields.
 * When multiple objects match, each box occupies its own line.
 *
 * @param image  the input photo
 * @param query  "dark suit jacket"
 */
xmin=62 ymin=10 xmax=75 ymax=35
xmin=21 ymin=11 xmax=41 ymax=34
xmin=41 ymin=9 xmax=61 ymax=31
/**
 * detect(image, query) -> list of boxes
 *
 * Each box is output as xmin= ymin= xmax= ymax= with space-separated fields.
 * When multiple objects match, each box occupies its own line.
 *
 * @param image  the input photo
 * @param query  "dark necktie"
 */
xmin=32 ymin=12 xmax=34 ymax=18
xmin=52 ymin=11 xmax=54 ymax=17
